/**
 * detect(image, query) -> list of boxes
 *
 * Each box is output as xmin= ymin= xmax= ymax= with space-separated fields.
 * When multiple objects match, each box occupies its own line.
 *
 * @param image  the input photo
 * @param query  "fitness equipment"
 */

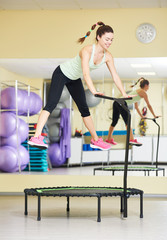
xmin=93 ymin=117 xmax=165 ymax=177
xmin=18 ymin=118 xmax=29 ymax=143
xmin=0 ymin=112 xmax=17 ymax=137
xmin=59 ymin=86 xmax=70 ymax=103
xmin=0 ymin=133 xmax=22 ymax=148
xmin=51 ymin=103 xmax=66 ymax=118
xmin=85 ymin=89 xmax=101 ymax=107
xmin=0 ymin=87 xmax=24 ymax=113
xmin=24 ymin=95 xmax=143 ymax=221
xmin=48 ymin=143 xmax=66 ymax=167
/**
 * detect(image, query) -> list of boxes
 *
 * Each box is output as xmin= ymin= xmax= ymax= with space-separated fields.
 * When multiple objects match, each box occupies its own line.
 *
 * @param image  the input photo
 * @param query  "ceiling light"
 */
xmin=131 ymin=64 xmax=152 ymax=68
xmin=137 ymin=72 xmax=156 ymax=76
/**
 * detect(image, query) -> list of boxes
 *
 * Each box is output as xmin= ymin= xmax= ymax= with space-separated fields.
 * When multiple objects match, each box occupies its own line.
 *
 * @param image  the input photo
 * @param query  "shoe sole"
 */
xmin=28 ymin=141 xmax=48 ymax=149
xmin=129 ymin=142 xmax=142 ymax=147
xmin=90 ymin=144 xmax=111 ymax=151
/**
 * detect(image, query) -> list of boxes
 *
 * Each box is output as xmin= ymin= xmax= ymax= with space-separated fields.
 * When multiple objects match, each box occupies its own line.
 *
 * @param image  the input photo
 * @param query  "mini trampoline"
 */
xmin=24 ymin=95 xmax=144 ymax=222
xmin=93 ymin=166 xmax=165 ymax=176
xmin=24 ymin=186 xmax=143 ymax=222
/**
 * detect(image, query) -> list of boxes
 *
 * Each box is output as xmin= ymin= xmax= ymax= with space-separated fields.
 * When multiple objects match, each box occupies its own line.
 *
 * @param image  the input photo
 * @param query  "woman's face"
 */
xmin=144 ymin=84 xmax=149 ymax=91
xmin=97 ymin=32 xmax=114 ymax=50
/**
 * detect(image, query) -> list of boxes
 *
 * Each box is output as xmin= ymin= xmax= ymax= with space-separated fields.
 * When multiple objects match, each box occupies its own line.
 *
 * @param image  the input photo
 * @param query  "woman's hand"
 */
xmin=93 ymin=91 xmax=104 ymax=96
xmin=124 ymin=94 xmax=137 ymax=98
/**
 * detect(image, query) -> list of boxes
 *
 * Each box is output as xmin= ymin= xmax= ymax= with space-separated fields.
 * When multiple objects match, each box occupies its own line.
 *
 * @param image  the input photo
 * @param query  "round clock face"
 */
xmin=136 ymin=23 xmax=156 ymax=43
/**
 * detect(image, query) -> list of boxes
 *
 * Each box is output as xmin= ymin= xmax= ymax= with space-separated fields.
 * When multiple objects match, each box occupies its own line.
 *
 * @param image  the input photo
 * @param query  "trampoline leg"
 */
xmin=24 ymin=193 xmax=28 ymax=216
xmin=67 ymin=196 xmax=70 ymax=212
xmin=120 ymin=196 xmax=124 ymax=213
xmin=140 ymin=193 xmax=144 ymax=218
xmin=97 ymin=196 xmax=101 ymax=222
xmin=123 ymin=197 xmax=128 ymax=218
xmin=156 ymin=170 xmax=158 ymax=177
xmin=37 ymin=195 xmax=41 ymax=221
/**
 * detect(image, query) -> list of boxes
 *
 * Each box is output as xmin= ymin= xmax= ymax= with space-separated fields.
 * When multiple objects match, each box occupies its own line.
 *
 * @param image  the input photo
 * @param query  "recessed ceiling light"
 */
xmin=131 ymin=64 xmax=152 ymax=68
xmin=137 ymin=72 xmax=156 ymax=76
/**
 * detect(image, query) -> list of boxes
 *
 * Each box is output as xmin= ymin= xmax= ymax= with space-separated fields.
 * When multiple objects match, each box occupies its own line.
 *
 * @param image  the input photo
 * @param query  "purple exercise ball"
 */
xmin=0 ymin=87 xmax=25 ymax=114
xmin=0 ymin=145 xmax=29 ymax=173
xmin=48 ymin=143 xmax=66 ymax=167
xmin=13 ymin=145 xmax=30 ymax=172
xmin=18 ymin=118 xmax=29 ymax=142
xmin=29 ymin=92 xmax=42 ymax=116
xmin=0 ymin=133 xmax=21 ymax=147
xmin=0 ymin=112 xmax=17 ymax=137
xmin=0 ymin=146 xmax=18 ymax=172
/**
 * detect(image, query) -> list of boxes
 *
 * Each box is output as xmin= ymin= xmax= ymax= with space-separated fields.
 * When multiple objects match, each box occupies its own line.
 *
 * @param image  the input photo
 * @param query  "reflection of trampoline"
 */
xmin=24 ymin=95 xmax=144 ymax=222
xmin=94 ymin=166 xmax=165 ymax=176
xmin=93 ymin=117 xmax=165 ymax=177
xmin=24 ymin=186 xmax=143 ymax=222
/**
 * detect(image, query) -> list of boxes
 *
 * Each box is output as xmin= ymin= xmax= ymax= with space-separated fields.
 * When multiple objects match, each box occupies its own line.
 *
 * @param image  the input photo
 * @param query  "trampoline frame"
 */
xmin=93 ymin=117 xmax=165 ymax=177
xmin=24 ymin=95 xmax=144 ymax=222
xmin=24 ymin=186 xmax=143 ymax=222
xmin=93 ymin=166 xmax=165 ymax=176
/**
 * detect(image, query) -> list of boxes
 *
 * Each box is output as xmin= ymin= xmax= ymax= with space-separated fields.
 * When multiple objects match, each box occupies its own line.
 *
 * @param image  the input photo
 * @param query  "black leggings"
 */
xmin=43 ymin=66 xmax=90 ymax=117
xmin=111 ymin=101 xmax=128 ymax=127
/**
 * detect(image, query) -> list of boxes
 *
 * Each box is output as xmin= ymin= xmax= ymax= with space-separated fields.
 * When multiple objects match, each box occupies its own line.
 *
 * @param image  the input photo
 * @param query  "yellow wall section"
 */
xmin=0 ymin=175 xmax=167 ymax=195
xmin=0 ymin=8 xmax=167 ymax=58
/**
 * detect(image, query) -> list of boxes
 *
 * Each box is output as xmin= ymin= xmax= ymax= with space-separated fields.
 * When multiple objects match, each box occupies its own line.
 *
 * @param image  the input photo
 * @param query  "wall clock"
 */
xmin=136 ymin=23 xmax=156 ymax=43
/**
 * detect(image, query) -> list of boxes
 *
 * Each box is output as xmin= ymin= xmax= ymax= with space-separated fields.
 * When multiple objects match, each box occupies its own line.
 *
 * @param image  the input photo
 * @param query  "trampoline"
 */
xmin=93 ymin=117 xmax=165 ymax=177
xmin=24 ymin=186 xmax=143 ymax=222
xmin=93 ymin=166 xmax=165 ymax=176
xmin=24 ymin=95 xmax=144 ymax=222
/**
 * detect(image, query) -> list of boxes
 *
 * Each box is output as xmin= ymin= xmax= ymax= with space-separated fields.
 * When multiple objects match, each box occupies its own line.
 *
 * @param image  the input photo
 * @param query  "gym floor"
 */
xmin=0 ymin=195 xmax=166 ymax=240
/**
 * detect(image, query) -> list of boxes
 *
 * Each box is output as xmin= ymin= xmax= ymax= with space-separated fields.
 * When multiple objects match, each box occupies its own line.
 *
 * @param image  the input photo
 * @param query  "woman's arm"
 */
xmin=139 ymin=90 xmax=157 ymax=118
xmin=106 ymin=52 xmax=128 ymax=97
xmin=134 ymin=102 xmax=143 ymax=118
xmin=80 ymin=46 xmax=103 ymax=95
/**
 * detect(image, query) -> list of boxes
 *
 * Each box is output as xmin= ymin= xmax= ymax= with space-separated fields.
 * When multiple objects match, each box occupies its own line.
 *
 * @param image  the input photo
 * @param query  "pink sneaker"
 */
xmin=90 ymin=137 xmax=111 ymax=150
xmin=129 ymin=139 xmax=142 ymax=146
xmin=28 ymin=135 xmax=48 ymax=149
xmin=106 ymin=138 xmax=117 ymax=145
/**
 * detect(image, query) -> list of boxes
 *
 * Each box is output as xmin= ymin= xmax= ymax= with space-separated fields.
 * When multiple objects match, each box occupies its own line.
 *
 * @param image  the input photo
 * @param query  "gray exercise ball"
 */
xmin=85 ymin=89 xmax=101 ymax=108
xmin=49 ymin=136 xmax=60 ymax=143
xmin=50 ymin=102 xmax=66 ymax=118
xmin=49 ymin=123 xmax=60 ymax=138
xmin=59 ymin=86 xmax=70 ymax=103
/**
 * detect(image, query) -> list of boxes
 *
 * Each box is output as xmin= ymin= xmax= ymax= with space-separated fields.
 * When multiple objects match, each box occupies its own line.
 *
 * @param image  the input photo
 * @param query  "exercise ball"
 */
xmin=14 ymin=145 xmax=30 ymax=172
xmin=85 ymin=89 xmax=101 ymax=108
xmin=0 ymin=87 xmax=25 ymax=114
xmin=47 ymin=117 xmax=60 ymax=127
xmin=59 ymin=86 xmax=70 ymax=103
xmin=49 ymin=123 xmax=60 ymax=138
xmin=49 ymin=136 xmax=60 ymax=143
xmin=0 ymin=146 xmax=18 ymax=172
xmin=51 ymin=102 xmax=66 ymax=118
xmin=33 ymin=93 xmax=42 ymax=114
xmin=20 ymin=90 xmax=29 ymax=115
xmin=0 ymin=133 xmax=21 ymax=148
xmin=48 ymin=143 xmax=66 ymax=167
xmin=18 ymin=118 xmax=29 ymax=143
xmin=0 ymin=112 xmax=17 ymax=137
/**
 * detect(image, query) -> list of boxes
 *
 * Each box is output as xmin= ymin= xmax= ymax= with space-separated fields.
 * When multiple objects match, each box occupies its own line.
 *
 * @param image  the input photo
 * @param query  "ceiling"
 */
xmin=0 ymin=0 xmax=167 ymax=10
xmin=0 ymin=57 xmax=167 ymax=81
xmin=0 ymin=0 xmax=167 ymax=80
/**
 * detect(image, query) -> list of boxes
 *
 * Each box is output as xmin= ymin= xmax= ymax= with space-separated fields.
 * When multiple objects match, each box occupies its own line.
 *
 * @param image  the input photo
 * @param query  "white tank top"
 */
xmin=60 ymin=44 xmax=106 ymax=80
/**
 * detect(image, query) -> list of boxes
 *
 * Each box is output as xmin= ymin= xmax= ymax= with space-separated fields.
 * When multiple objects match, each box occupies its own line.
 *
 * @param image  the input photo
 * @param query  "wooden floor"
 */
xmin=0 ymin=195 xmax=167 ymax=240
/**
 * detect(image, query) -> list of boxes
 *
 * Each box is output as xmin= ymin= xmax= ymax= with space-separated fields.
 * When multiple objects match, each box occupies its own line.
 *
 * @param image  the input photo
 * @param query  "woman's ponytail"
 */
xmin=77 ymin=21 xmax=105 ymax=44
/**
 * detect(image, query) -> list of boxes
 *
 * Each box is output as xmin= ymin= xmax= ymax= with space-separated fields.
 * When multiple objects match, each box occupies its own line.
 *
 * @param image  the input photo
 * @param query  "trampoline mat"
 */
xmin=24 ymin=186 xmax=143 ymax=197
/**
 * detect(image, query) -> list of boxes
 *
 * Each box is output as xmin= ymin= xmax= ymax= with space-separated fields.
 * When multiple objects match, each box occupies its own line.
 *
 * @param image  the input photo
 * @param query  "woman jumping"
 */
xmin=28 ymin=21 xmax=129 ymax=150
xmin=106 ymin=77 xmax=159 ymax=146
